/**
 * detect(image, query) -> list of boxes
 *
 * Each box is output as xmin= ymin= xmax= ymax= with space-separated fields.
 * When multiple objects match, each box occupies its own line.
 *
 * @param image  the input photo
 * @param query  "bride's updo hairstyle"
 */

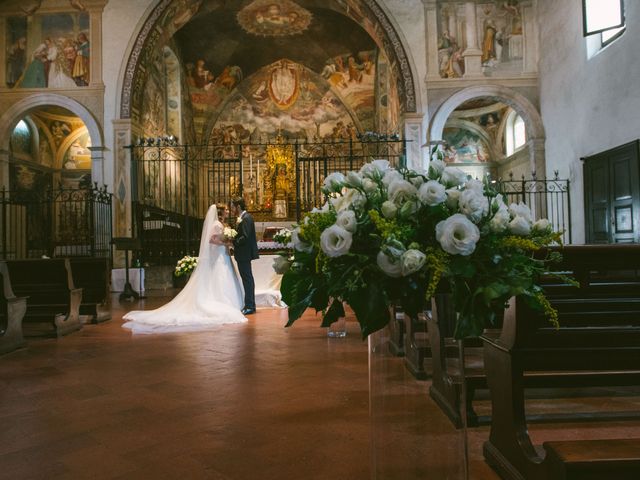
xmin=216 ymin=203 xmax=227 ymax=219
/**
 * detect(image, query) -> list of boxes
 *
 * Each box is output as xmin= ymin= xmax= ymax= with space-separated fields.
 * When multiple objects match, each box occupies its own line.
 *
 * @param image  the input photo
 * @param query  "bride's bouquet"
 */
xmin=223 ymin=227 xmax=238 ymax=242
xmin=175 ymin=255 xmax=198 ymax=277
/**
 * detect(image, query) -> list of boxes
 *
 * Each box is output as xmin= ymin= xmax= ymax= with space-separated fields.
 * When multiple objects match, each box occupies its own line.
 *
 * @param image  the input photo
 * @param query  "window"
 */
xmin=583 ymin=0 xmax=625 ymax=52
xmin=505 ymin=111 xmax=526 ymax=157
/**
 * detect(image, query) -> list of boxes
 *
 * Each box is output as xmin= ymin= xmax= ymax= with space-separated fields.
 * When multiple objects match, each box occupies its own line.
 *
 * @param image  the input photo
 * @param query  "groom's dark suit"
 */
xmin=233 ymin=211 xmax=259 ymax=311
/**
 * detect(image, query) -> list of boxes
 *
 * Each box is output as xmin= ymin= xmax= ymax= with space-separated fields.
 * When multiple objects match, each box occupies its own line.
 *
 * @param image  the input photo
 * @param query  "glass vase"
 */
xmin=327 ymin=317 xmax=347 ymax=338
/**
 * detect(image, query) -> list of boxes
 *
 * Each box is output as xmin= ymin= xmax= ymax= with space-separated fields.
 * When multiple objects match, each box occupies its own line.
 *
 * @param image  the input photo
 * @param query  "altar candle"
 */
xmin=257 ymin=160 xmax=261 ymax=201
xmin=250 ymin=154 xmax=253 ymax=176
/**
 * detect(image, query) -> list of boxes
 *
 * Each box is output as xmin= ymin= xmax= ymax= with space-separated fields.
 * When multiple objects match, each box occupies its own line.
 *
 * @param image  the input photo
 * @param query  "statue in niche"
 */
xmin=264 ymin=134 xmax=295 ymax=218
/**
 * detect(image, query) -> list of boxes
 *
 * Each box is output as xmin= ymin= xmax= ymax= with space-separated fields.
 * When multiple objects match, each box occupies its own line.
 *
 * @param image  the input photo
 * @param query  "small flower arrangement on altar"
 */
xmin=278 ymin=156 xmax=565 ymax=338
xmin=223 ymin=227 xmax=238 ymax=242
xmin=175 ymin=255 xmax=198 ymax=277
xmin=273 ymin=228 xmax=292 ymax=247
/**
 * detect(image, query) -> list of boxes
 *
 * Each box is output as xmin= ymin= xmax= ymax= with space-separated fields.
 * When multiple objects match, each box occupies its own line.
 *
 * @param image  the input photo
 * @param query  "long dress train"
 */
xmin=122 ymin=205 xmax=246 ymax=334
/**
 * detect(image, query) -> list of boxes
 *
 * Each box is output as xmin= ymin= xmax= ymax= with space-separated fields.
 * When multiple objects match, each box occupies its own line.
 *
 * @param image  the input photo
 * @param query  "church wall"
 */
xmin=537 ymin=0 xmax=640 ymax=244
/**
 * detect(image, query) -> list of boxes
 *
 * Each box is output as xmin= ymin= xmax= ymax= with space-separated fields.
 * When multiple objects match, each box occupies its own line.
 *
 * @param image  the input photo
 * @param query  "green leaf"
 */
xmin=321 ymin=299 xmax=346 ymax=327
xmin=346 ymin=282 xmax=390 ymax=338
xmin=286 ymin=287 xmax=315 ymax=327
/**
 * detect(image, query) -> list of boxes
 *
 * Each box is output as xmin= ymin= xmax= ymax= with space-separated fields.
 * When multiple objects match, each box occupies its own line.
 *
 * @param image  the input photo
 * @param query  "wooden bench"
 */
xmin=402 ymin=312 xmax=432 ymax=379
xmin=69 ymin=257 xmax=111 ymax=323
xmin=0 ymin=261 xmax=27 ymax=354
xmin=7 ymin=259 xmax=83 ymax=337
xmin=482 ymin=244 xmax=640 ymax=479
xmin=427 ymin=245 xmax=640 ymax=428
xmin=387 ymin=307 xmax=405 ymax=357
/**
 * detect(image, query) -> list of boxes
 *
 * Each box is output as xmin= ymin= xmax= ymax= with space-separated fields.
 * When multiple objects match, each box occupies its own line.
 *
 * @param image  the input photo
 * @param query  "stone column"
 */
xmin=88 ymin=7 xmax=104 ymax=87
xmin=423 ymin=0 xmax=440 ymax=80
xmin=528 ymin=138 xmax=546 ymax=180
xmin=403 ymin=113 xmax=426 ymax=171
xmin=462 ymin=2 xmax=483 ymax=77
xmin=0 ymin=149 xmax=9 ymax=189
xmin=522 ymin=1 xmax=537 ymax=74
xmin=112 ymin=119 xmax=133 ymax=239
xmin=89 ymin=146 xmax=106 ymax=186
xmin=0 ymin=18 xmax=6 ymax=88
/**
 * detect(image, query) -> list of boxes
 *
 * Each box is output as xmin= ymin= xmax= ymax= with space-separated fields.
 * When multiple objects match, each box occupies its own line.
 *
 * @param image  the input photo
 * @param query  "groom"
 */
xmin=231 ymin=198 xmax=259 ymax=315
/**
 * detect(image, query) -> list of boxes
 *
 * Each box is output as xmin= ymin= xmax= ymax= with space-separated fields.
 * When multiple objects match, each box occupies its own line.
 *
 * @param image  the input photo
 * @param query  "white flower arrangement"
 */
xmin=223 ymin=227 xmax=238 ymax=242
xmin=175 ymin=255 xmax=198 ymax=277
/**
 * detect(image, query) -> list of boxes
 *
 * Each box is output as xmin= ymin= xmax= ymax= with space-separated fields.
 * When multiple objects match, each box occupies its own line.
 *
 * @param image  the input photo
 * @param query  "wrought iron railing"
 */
xmin=127 ymin=136 xmax=407 ymax=265
xmin=496 ymin=173 xmax=571 ymax=243
xmin=0 ymin=185 xmax=113 ymax=260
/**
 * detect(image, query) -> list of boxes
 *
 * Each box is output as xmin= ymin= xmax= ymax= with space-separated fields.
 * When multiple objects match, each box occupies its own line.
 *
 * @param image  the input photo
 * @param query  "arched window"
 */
xmin=505 ymin=110 xmax=526 ymax=156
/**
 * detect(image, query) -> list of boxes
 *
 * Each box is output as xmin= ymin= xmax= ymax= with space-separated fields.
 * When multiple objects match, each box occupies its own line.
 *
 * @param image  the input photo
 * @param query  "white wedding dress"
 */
xmin=122 ymin=205 xmax=246 ymax=334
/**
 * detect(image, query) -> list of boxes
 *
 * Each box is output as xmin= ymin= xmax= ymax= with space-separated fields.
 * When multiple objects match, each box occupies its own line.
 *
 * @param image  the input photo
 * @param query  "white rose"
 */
xmin=272 ymin=256 xmax=291 ymax=274
xmin=490 ymin=207 xmax=510 ymax=233
xmin=320 ymin=225 xmax=353 ymax=258
xmin=336 ymin=210 xmax=357 ymax=233
xmin=436 ymin=214 xmax=480 ymax=256
xmin=445 ymin=188 xmax=461 ymax=209
xmin=441 ymin=167 xmax=468 ymax=187
xmin=292 ymin=228 xmax=313 ymax=253
xmin=428 ymin=159 xmax=445 ymax=178
xmin=323 ymin=172 xmax=346 ymax=192
xmin=382 ymin=169 xmax=403 ymax=187
xmin=459 ymin=188 xmax=489 ymax=223
xmin=509 ymin=216 xmax=532 ymax=235
xmin=341 ymin=188 xmax=366 ymax=211
xmin=401 ymin=249 xmax=426 ymax=276
xmin=362 ymin=178 xmax=378 ymax=194
xmin=533 ymin=218 xmax=551 ymax=231
xmin=388 ymin=179 xmax=417 ymax=206
xmin=508 ymin=202 xmax=533 ymax=223
xmin=381 ymin=200 xmax=397 ymax=219
xmin=346 ymin=171 xmax=363 ymax=188
xmin=418 ymin=180 xmax=446 ymax=206
xmin=376 ymin=251 xmax=402 ymax=277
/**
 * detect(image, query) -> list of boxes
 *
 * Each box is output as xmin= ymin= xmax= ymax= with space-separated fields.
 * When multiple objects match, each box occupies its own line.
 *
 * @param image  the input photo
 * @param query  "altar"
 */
xmin=232 ymin=255 xmax=286 ymax=308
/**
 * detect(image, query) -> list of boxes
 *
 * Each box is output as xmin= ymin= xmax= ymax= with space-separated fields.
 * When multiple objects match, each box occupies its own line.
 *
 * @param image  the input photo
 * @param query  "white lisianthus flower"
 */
xmin=336 ymin=210 xmax=357 ymax=233
xmin=272 ymin=256 xmax=291 ymax=274
xmin=382 ymin=169 xmax=403 ymax=187
xmin=490 ymin=207 xmax=510 ymax=233
xmin=401 ymin=249 xmax=427 ymax=276
xmin=418 ymin=180 xmax=446 ymax=206
xmin=362 ymin=178 xmax=378 ymax=194
xmin=459 ymin=188 xmax=489 ymax=223
xmin=399 ymin=200 xmax=419 ymax=218
xmin=360 ymin=159 xmax=390 ymax=179
xmin=346 ymin=171 xmax=363 ymax=188
xmin=441 ymin=167 xmax=468 ymax=187
xmin=320 ymin=225 xmax=353 ymax=258
xmin=509 ymin=216 xmax=532 ymax=235
xmin=445 ymin=188 xmax=461 ymax=209
xmin=436 ymin=213 xmax=481 ymax=256
xmin=292 ymin=228 xmax=313 ymax=253
xmin=381 ymin=200 xmax=397 ymax=219
xmin=376 ymin=251 xmax=403 ymax=277
xmin=388 ymin=179 xmax=417 ymax=206
xmin=494 ymin=193 xmax=507 ymax=209
xmin=533 ymin=218 xmax=551 ymax=231
xmin=329 ymin=195 xmax=345 ymax=211
xmin=410 ymin=175 xmax=425 ymax=188
xmin=428 ymin=159 xmax=446 ymax=178
xmin=323 ymin=172 xmax=346 ymax=192
xmin=509 ymin=202 xmax=533 ymax=223
xmin=464 ymin=179 xmax=484 ymax=192
xmin=341 ymin=188 xmax=366 ymax=211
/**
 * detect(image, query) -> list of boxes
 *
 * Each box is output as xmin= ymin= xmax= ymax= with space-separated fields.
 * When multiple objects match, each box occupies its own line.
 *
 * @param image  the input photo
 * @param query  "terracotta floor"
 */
xmin=1 ymin=293 xmax=639 ymax=479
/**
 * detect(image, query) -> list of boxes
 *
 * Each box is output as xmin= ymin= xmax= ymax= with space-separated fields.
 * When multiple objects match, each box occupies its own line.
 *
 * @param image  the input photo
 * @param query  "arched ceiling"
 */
xmin=174 ymin=2 xmax=376 ymax=79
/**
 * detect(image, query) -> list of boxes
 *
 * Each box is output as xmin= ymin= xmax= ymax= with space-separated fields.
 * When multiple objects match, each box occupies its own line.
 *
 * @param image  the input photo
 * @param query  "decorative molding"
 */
xmin=119 ymin=0 xmax=418 ymax=118
xmin=426 ymin=75 xmax=538 ymax=89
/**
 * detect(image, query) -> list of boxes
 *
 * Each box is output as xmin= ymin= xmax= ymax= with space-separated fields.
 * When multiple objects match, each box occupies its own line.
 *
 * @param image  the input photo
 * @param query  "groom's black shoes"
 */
xmin=242 ymin=308 xmax=256 ymax=315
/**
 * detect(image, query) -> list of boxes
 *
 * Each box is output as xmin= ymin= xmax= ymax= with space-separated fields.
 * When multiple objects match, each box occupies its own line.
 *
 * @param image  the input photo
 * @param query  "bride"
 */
xmin=122 ymin=204 xmax=246 ymax=333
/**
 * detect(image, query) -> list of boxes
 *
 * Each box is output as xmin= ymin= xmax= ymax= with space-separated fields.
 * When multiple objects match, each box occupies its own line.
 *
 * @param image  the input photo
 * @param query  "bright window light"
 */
xmin=602 ymin=25 xmax=625 ymax=44
xmin=583 ymin=0 xmax=624 ymax=36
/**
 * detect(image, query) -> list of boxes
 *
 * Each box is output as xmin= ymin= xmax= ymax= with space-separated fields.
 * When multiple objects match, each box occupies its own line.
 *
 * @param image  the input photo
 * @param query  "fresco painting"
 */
xmin=443 ymin=127 xmax=491 ymax=163
xmin=6 ymin=12 xmax=90 ymax=88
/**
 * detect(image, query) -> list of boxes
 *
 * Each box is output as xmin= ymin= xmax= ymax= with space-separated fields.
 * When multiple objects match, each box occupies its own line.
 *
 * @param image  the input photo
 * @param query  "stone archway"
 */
xmin=0 ymin=93 xmax=105 ymax=188
xmin=428 ymin=85 xmax=546 ymax=176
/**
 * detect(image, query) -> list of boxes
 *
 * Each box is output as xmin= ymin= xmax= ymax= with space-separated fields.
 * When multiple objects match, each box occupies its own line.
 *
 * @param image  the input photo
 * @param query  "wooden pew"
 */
xmin=69 ymin=257 xmax=111 ymax=323
xmin=482 ymin=244 xmax=640 ymax=480
xmin=7 ymin=259 xmax=83 ymax=337
xmin=0 ymin=261 xmax=27 ymax=354
xmin=402 ymin=312 xmax=432 ymax=379
xmin=387 ymin=307 xmax=405 ymax=357
xmin=427 ymin=245 xmax=640 ymax=428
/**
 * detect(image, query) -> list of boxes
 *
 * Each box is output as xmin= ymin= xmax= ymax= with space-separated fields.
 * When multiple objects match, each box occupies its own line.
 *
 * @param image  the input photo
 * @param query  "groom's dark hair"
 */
xmin=232 ymin=197 xmax=246 ymax=211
